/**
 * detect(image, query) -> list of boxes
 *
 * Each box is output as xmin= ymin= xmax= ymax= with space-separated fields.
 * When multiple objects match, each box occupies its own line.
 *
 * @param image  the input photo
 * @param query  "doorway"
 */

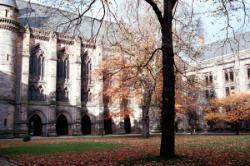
xmin=56 ymin=114 xmax=68 ymax=135
xmin=28 ymin=114 xmax=42 ymax=136
xmin=81 ymin=115 xmax=91 ymax=135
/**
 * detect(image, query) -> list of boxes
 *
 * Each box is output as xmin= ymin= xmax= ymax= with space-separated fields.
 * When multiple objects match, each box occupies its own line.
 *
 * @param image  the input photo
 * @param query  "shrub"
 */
xmin=23 ymin=134 xmax=31 ymax=142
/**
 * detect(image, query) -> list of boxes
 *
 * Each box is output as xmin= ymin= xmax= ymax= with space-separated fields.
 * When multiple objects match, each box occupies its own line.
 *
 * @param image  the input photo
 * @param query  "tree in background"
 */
xmin=175 ymin=71 xmax=205 ymax=134
xmin=205 ymin=93 xmax=250 ymax=135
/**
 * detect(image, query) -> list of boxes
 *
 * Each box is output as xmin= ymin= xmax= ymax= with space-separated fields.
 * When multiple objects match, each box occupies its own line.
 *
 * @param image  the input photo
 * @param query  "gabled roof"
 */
xmin=0 ymin=0 xmax=17 ymax=9
xmin=16 ymin=0 xmax=118 ymax=42
xmin=201 ymin=32 xmax=250 ymax=60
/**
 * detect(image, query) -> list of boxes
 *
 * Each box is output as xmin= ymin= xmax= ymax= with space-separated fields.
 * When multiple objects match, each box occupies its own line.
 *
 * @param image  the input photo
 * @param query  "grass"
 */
xmin=119 ymin=135 xmax=250 ymax=165
xmin=0 ymin=142 xmax=124 ymax=155
xmin=176 ymin=135 xmax=250 ymax=152
xmin=0 ymin=135 xmax=249 ymax=165
xmin=176 ymin=135 xmax=250 ymax=153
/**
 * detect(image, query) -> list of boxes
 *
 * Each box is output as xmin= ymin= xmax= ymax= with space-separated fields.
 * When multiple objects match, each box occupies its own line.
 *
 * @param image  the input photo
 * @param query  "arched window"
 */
xmin=64 ymin=58 xmax=69 ymax=79
xmin=57 ymin=58 xmax=64 ymax=79
xmin=224 ymin=68 xmax=234 ymax=82
xmin=4 ymin=118 xmax=7 ymax=126
xmin=28 ymin=85 xmax=45 ymax=101
xmin=247 ymin=66 xmax=250 ymax=79
xmin=57 ymin=49 xmax=69 ymax=80
xmin=81 ymin=54 xmax=87 ymax=80
xmin=56 ymin=87 xmax=69 ymax=102
xmin=5 ymin=10 xmax=8 ymax=17
xmin=64 ymin=88 xmax=69 ymax=100
xmin=81 ymin=52 xmax=90 ymax=103
xmin=28 ymin=85 xmax=36 ymax=100
xmin=29 ymin=44 xmax=45 ymax=79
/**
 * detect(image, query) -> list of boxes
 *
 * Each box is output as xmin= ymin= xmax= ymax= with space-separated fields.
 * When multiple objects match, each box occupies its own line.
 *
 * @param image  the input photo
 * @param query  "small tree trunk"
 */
xmin=142 ymin=109 xmax=150 ymax=138
xmin=235 ymin=122 xmax=240 ymax=135
xmin=141 ymin=87 xmax=153 ymax=138
xmin=142 ymin=91 xmax=153 ymax=138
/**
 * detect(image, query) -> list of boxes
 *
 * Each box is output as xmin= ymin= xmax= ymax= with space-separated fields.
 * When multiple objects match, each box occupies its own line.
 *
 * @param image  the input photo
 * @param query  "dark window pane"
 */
xmin=225 ymin=72 xmax=228 ymax=81
xmin=210 ymin=89 xmax=215 ymax=98
xmin=248 ymin=67 xmax=250 ymax=79
xmin=230 ymin=70 xmax=234 ymax=81
xmin=209 ymin=75 xmax=213 ymax=84
xmin=205 ymin=90 xmax=209 ymax=98
xmin=205 ymin=76 xmax=209 ymax=85
xmin=225 ymin=87 xmax=230 ymax=96
xmin=4 ymin=118 xmax=7 ymax=126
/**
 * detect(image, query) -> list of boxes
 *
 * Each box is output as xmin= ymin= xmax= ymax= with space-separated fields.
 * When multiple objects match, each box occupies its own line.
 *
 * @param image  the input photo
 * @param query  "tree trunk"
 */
xmin=235 ymin=122 xmax=240 ymax=135
xmin=142 ymin=86 xmax=153 ymax=138
xmin=142 ymin=107 xmax=150 ymax=138
xmin=160 ymin=0 xmax=176 ymax=158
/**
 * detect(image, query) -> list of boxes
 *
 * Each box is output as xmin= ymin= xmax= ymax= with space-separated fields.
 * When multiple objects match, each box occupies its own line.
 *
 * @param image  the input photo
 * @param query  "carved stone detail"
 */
xmin=31 ymin=28 xmax=50 ymax=41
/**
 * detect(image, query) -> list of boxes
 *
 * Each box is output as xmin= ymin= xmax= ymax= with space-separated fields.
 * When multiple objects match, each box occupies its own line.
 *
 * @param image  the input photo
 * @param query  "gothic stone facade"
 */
xmin=0 ymin=1 xmax=145 ymax=138
xmin=184 ymin=37 xmax=250 ymax=130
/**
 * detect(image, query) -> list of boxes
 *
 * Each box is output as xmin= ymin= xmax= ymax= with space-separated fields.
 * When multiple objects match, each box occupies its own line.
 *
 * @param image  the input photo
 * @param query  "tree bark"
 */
xmin=160 ymin=0 xmax=176 ymax=158
xmin=235 ymin=122 xmax=240 ymax=135
xmin=142 ymin=108 xmax=150 ymax=138
xmin=142 ymin=86 xmax=153 ymax=138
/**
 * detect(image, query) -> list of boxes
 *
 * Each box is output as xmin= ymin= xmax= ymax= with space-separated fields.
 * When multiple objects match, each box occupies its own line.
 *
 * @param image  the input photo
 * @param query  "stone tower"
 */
xmin=0 ymin=0 xmax=19 ymax=138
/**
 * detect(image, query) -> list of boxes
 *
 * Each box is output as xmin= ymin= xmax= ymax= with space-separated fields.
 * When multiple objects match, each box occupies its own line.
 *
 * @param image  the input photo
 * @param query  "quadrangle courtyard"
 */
xmin=0 ymin=135 xmax=249 ymax=166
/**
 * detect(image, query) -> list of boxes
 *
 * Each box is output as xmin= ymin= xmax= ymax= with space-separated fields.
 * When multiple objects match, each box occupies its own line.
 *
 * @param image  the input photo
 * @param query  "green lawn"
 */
xmin=176 ymin=135 xmax=250 ymax=153
xmin=0 ymin=135 xmax=249 ymax=165
xmin=0 ymin=142 xmax=124 ymax=155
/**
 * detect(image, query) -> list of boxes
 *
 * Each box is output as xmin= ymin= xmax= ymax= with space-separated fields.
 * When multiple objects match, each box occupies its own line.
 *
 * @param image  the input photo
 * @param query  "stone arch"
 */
xmin=56 ymin=111 xmax=72 ymax=136
xmin=124 ymin=115 xmax=131 ymax=134
xmin=28 ymin=110 xmax=47 ymax=136
xmin=81 ymin=115 xmax=91 ymax=135
xmin=104 ymin=117 xmax=113 ymax=134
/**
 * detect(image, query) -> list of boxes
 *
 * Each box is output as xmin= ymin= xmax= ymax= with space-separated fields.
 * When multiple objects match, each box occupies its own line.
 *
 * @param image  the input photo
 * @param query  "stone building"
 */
xmin=0 ymin=0 xmax=145 ymax=138
xmin=185 ymin=32 xmax=250 ymax=130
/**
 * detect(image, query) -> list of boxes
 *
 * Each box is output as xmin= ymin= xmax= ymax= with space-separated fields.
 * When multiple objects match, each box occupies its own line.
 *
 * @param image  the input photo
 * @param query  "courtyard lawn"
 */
xmin=0 ymin=135 xmax=249 ymax=165
xmin=0 ymin=142 xmax=124 ymax=155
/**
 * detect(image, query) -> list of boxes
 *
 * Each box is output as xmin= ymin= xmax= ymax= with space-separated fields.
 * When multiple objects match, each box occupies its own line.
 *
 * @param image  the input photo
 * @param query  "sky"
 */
xmin=25 ymin=0 xmax=250 ymax=44
xmin=190 ymin=0 xmax=250 ymax=43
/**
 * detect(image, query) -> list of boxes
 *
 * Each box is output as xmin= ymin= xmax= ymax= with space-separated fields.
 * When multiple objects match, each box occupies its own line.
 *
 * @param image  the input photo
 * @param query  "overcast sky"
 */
xmin=25 ymin=0 xmax=250 ymax=44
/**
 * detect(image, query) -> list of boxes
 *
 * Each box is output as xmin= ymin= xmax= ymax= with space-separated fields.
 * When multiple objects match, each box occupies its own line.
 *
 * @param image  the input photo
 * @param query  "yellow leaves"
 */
xmin=205 ymin=112 xmax=226 ymax=122
xmin=108 ymin=108 xmax=134 ymax=119
xmin=206 ymin=93 xmax=250 ymax=123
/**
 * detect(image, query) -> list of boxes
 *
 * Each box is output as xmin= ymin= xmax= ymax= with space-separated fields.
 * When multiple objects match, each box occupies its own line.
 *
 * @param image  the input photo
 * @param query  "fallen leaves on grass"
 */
xmin=3 ymin=135 xmax=250 ymax=166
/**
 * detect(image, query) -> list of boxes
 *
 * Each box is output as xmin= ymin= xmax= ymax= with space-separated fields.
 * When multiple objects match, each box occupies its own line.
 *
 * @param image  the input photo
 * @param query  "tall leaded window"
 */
xmin=225 ymin=87 xmax=230 ymax=96
xmin=56 ymin=48 xmax=70 ymax=102
xmin=29 ymin=44 xmax=45 ymax=79
xmin=247 ymin=66 xmax=250 ymax=79
xmin=57 ymin=48 xmax=69 ymax=80
xmin=205 ymin=89 xmax=215 ymax=99
xmin=205 ymin=72 xmax=213 ymax=86
xmin=28 ymin=85 xmax=46 ymax=101
xmin=56 ymin=87 xmax=69 ymax=102
xmin=225 ymin=86 xmax=235 ymax=96
xmin=81 ymin=51 xmax=91 ymax=102
xmin=4 ymin=118 xmax=7 ymax=126
xmin=224 ymin=68 xmax=234 ymax=82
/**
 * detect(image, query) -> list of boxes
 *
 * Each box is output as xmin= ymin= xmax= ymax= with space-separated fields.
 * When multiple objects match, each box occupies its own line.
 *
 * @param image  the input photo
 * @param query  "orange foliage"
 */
xmin=205 ymin=93 xmax=250 ymax=123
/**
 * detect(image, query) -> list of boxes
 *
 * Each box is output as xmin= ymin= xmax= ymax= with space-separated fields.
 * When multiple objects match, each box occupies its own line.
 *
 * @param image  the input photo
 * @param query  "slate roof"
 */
xmin=16 ymin=0 xmax=117 ymax=41
xmin=13 ymin=1 xmax=250 ymax=59
xmin=0 ymin=0 xmax=17 ymax=9
xmin=201 ymin=32 xmax=250 ymax=60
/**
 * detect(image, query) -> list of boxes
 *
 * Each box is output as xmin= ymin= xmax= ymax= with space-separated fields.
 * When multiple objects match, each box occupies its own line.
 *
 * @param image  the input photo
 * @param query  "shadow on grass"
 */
xmin=0 ymin=142 xmax=125 ymax=156
xmin=118 ymin=154 xmax=190 ymax=166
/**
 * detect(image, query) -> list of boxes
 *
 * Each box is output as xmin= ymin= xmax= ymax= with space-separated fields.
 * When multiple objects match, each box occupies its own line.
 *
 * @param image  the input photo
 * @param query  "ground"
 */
xmin=0 ymin=135 xmax=249 ymax=165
